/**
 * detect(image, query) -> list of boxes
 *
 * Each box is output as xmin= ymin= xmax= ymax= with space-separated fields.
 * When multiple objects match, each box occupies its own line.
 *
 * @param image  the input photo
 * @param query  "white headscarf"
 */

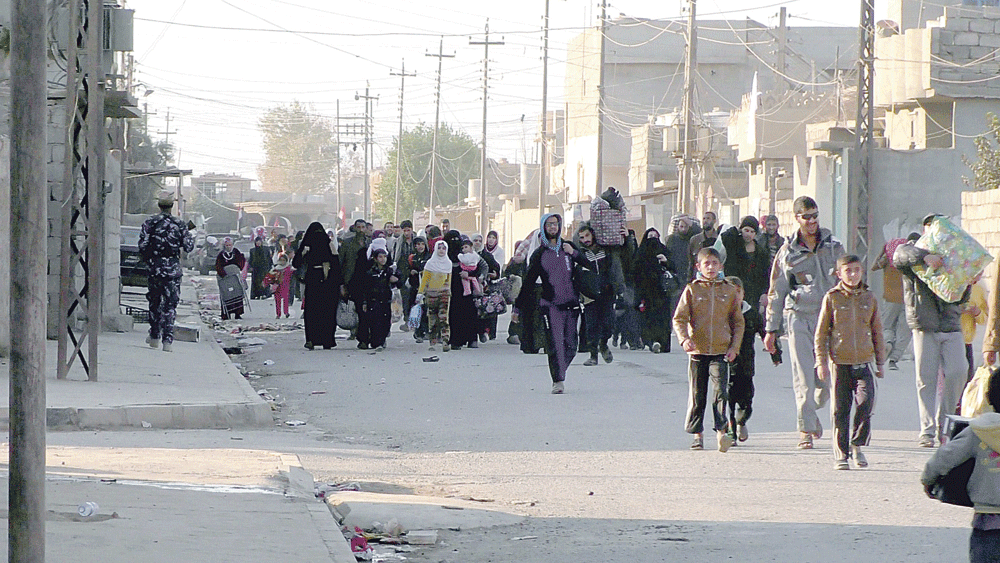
xmin=367 ymin=237 xmax=388 ymax=260
xmin=424 ymin=240 xmax=452 ymax=274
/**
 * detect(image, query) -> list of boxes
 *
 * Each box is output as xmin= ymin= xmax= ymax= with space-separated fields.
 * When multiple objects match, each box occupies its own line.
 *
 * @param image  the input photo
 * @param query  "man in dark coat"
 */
xmin=138 ymin=191 xmax=195 ymax=352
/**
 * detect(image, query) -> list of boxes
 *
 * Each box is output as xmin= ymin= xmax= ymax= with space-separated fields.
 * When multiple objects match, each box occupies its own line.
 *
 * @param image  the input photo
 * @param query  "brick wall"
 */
xmin=961 ymin=188 xmax=1000 ymax=286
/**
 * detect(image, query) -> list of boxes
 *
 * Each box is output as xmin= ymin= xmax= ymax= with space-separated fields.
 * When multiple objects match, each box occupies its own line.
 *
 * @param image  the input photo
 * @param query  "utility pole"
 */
xmin=471 ymin=21 xmax=504 ymax=236
xmin=679 ymin=0 xmax=698 ymax=215
xmin=390 ymin=60 xmax=416 ymax=224
xmin=158 ymin=108 xmax=177 ymax=148
xmin=539 ymin=0 xmax=551 ymax=218
xmin=426 ymin=38 xmax=454 ymax=225
xmin=776 ymin=7 xmax=787 ymax=94
xmin=356 ymin=85 xmax=378 ymax=219
xmin=595 ymin=0 xmax=608 ymax=196
xmin=10 ymin=0 xmax=48 ymax=559
xmin=852 ymin=0 xmax=875 ymax=264
xmin=336 ymin=99 xmax=342 ymax=227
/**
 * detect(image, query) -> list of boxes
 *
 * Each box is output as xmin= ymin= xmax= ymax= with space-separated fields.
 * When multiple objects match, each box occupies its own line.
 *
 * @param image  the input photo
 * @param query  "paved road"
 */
xmin=218 ymin=288 xmax=971 ymax=562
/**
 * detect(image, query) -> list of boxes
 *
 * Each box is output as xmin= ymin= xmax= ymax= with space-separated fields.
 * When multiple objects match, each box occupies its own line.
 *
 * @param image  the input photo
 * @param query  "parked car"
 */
xmin=120 ymin=226 xmax=149 ymax=287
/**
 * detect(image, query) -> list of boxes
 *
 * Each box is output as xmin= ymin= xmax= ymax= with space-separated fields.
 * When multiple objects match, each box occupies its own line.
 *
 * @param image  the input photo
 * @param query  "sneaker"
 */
xmin=161 ymin=342 xmax=172 ymax=353
xmin=304 ymin=341 xmax=315 ymax=351
xmin=797 ymin=432 xmax=814 ymax=450
xmin=737 ymin=424 xmax=748 ymax=442
xmin=399 ymin=323 xmax=410 ymax=332
xmin=690 ymin=434 xmax=704 ymax=450
xmin=813 ymin=419 xmax=823 ymax=440
xmin=442 ymin=344 xmax=451 ymax=352
xmin=620 ymin=341 xmax=628 ymax=351
xmin=852 ymin=446 xmax=868 ymax=468
xmin=551 ymin=381 xmax=564 ymax=394
xmin=717 ymin=431 xmax=734 ymax=453
xmin=918 ymin=435 xmax=935 ymax=448
xmin=276 ymin=315 xmax=281 ymax=319
xmin=428 ymin=344 xmax=436 ymax=352
xmin=357 ymin=342 xmax=369 ymax=350
xmin=146 ymin=337 xmax=160 ymax=349
xmin=611 ymin=337 xmax=619 ymax=348
xmin=888 ymin=360 xmax=898 ymax=371
xmin=285 ymin=313 xmax=290 ymax=318
xmin=583 ymin=356 xmax=598 ymax=367
xmin=468 ymin=341 xmax=479 ymax=349
xmin=479 ymin=333 xmax=488 ymax=343
xmin=834 ymin=459 xmax=850 ymax=470
xmin=507 ymin=335 xmax=520 ymax=345
xmin=415 ymin=337 xmax=424 ymax=343
xmin=651 ymin=342 xmax=662 ymax=353
xmin=601 ymin=348 xmax=613 ymax=363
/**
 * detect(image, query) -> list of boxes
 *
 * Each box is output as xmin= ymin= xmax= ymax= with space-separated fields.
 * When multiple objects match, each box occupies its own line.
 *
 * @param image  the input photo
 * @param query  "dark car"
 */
xmin=120 ymin=226 xmax=149 ymax=287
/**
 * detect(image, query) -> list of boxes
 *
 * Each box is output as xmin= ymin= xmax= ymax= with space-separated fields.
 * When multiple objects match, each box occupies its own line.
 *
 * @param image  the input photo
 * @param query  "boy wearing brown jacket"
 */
xmin=673 ymin=247 xmax=745 ymax=452
xmin=815 ymin=254 xmax=886 ymax=470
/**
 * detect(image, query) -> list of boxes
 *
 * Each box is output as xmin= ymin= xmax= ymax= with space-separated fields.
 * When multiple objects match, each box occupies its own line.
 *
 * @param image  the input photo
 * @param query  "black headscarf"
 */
xmin=298 ymin=222 xmax=335 ymax=266
xmin=443 ymin=229 xmax=463 ymax=263
xmin=636 ymin=228 xmax=671 ymax=271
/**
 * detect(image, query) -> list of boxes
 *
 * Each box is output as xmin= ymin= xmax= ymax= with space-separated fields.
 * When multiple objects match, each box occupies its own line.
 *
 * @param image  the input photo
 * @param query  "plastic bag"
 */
xmin=390 ymin=288 xmax=403 ymax=322
xmin=913 ymin=216 xmax=993 ymax=303
xmin=337 ymin=300 xmax=358 ymax=330
xmin=408 ymin=303 xmax=423 ymax=329
xmin=961 ymin=365 xmax=996 ymax=418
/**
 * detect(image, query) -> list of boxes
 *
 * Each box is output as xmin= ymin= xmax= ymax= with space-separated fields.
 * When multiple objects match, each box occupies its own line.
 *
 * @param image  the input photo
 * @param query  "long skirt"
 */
xmin=303 ymin=269 xmax=338 ymax=347
xmin=449 ymin=292 xmax=478 ymax=348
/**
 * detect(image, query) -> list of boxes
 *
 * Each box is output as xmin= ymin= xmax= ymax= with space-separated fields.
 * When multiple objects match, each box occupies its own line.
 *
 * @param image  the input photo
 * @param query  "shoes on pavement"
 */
xmin=651 ymin=342 xmax=662 ymax=353
xmin=452 ymin=345 xmax=463 ymax=351
xmin=507 ymin=335 xmax=520 ymax=345
xmin=304 ymin=341 xmax=315 ymax=350
xmin=583 ymin=356 xmax=598 ymax=367
xmin=620 ymin=341 xmax=628 ymax=351
xmin=834 ymin=459 xmax=850 ymax=470
xmin=442 ymin=344 xmax=451 ymax=352
xmin=468 ymin=341 xmax=479 ymax=349
xmin=797 ymin=432 xmax=814 ymax=450
xmin=852 ymin=446 xmax=869 ymax=468
xmin=276 ymin=315 xmax=281 ymax=319
xmin=918 ymin=435 xmax=936 ymax=448
xmin=611 ymin=337 xmax=619 ymax=348
xmin=630 ymin=344 xmax=642 ymax=351
xmin=358 ymin=342 xmax=369 ymax=350
xmin=717 ymin=431 xmax=734 ymax=453
xmin=551 ymin=381 xmax=564 ymax=394
xmin=888 ymin=360 xmax=898 ymax=371
xmin=161 ymin=342 xmax=172 ymax=353
xmin=737 ymin=424 xmax=748 ymax=442
xmin=690 ymin=434 xmax=704 ymax=450
xmin=285 ymin=313 xmax=290 ymax=318
xmin=399 ymin=323 xmax=410 ymax=332
xmin=479 ymin=333 xmax=488 ymax=343
xmin=601 ymin=347 xmax=613 ymax=363
xmin=415 ymin=336 xmax=424 ymax=343
xmin=813 ymin=419 xmax=823 ymax=440
xmin=146 ymin=337 xmax=160 ymax=349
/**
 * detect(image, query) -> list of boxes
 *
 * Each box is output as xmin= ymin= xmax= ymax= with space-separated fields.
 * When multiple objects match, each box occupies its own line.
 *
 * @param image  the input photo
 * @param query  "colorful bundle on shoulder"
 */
xmin=912 ymin=216 xmax=993 ymax=303
xmin=590 ymin=187 xmax=628 ymax=246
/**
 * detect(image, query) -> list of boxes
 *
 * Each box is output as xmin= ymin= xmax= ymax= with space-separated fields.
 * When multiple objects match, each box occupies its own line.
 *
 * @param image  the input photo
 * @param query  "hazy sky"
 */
xmin=127 ymin=0 xmax=882 ymax=186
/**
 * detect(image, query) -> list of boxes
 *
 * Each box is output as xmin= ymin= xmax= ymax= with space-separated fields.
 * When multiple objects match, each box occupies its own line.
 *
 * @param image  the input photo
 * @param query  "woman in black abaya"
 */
xmin=632 ymin=228 xmax=677 ymax=353
xmin=292 ymin=222 xmax=344 ymax=350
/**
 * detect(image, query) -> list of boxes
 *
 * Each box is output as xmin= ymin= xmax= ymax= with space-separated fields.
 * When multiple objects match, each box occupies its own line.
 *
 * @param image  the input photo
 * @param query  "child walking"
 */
xmin=814 ymin=254 xmax=886 ymax=470
xmin=724 ymin=276 xmax=763 ymax=445
xmin=673 ymin=247 xmax=745 ymax=452
xmin=358 ymin=248 xmax=400 ymax=351
xmin=416 ymin=240 xmax=453 ymax=352
xmin=267 ymin=254 xmax=295 ymax=319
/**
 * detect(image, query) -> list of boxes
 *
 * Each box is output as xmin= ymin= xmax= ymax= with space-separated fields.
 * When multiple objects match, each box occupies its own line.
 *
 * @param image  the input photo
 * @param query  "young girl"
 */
xmin=458 ymin=248 xmax=483 ymax=296
xmin=267 ymin=254 xmax=295 ymax=319
xmin=417 ymin=241 xmax=453 ymax=352
xmin=358 ymin=248 xmax=399 ymax=351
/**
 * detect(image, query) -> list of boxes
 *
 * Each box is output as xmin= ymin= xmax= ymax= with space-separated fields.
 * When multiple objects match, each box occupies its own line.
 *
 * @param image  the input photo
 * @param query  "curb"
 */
xmin=279 ymin=454 xmax=357 ymax=563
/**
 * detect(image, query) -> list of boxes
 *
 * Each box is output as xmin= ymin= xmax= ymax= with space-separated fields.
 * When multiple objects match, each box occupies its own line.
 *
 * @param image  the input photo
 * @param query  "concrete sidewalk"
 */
xmin=0 ymin=278 xmax=272 ymax=430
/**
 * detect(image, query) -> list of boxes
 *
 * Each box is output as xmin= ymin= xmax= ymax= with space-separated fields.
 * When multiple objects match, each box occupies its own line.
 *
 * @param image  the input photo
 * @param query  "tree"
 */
xmin=258 ymin=101 xmax=337 ymax=193
xmin=963 ymin=112 xmax=1000 ymax=190
xmin=125 ymin=117 xmax=174 ymax=214
xmin=374 ymin=123 xmax=481 ymax=222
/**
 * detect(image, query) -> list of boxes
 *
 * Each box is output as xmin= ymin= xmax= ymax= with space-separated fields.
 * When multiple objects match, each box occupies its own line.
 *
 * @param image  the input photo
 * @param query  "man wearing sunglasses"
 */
xmin=763 ymin=196 xmax=845 ymax=450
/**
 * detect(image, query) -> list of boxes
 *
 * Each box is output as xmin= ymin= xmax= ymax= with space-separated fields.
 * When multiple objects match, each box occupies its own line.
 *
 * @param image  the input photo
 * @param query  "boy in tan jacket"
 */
xmin=815 ymin=254 xmax=886 ymax=470
xmin=673 ymin=247 xmax=745 ymax=452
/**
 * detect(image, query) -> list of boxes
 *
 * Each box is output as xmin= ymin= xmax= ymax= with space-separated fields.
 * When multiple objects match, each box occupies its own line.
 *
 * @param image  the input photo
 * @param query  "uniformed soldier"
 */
xmin=138 ymin=190 xmax=195 ymax=352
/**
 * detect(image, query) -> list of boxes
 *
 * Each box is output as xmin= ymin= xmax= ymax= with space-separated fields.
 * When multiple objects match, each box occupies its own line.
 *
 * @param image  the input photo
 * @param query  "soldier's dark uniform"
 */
xmin=138 ymin=210 xmax=194 ymax=346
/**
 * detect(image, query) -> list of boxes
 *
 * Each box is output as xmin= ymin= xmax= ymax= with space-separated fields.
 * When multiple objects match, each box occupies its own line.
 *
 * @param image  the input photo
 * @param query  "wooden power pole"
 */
xmin=425 ymin=38 xmax=454 ymax=225
xmin=470 ymin=21 xmax=504 ymax=236
xmin=10 ymin=0 xmax=48 ymax=559
xmin=679 ymin=0 xmax=698 ymax=215
xmin=390 ymin=60 xmax=415 ymax=224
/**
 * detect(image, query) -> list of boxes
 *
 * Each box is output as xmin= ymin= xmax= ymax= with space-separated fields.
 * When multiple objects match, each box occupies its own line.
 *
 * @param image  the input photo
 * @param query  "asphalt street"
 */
xmin=218 ymin=286 xmax=973 ymax=563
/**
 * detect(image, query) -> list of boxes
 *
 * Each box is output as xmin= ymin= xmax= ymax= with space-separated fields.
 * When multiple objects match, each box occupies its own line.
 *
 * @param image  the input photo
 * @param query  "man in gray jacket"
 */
xmin=764 ymin=196 xmax=845 ymax=449
xmin=894 ymin=213 xmax=970 ymax=448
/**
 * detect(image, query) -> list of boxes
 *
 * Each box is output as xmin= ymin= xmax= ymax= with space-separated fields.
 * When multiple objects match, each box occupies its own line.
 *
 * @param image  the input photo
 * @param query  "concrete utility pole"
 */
xmin=426 ymin=38 xmax=455 ymax=225
xmin=158 ymin=108 xmax=177 ymax=155
xmin=852 ymin=0 xmax=876 ymax=264
xmin=10 ymin=0 xmax=48 ymax=560
xmin=679 ymin=0 xmax=698 ymax=215
xmin=470 ymin=21 xmax=504 ymax=236
xmin=390 ymin=60 xmax=416 ymax=224
xmin=336 ymin=99 xmax=341 ymax=225
xmin=539 ymin=0 xmax=551 ymax=218
xmin=356 ymin=86 xmax=378 ymax=219
xmin=776 ymin=7 xmax=787 ymax=94
xmin=595 ymin=0 xmax=608 ymax=196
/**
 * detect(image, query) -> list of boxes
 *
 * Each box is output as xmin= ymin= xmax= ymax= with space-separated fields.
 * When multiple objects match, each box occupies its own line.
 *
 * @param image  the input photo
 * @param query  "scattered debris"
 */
xmin=325 ymin=499 xmax=351 ymax=524
xmin=140 ymin=421 xmax=152 ymax=428
xmin=310 ymin=390 xmax=326 ymax=395
xmin=222 ymin=347 xmax=242 ymax=355
xmin=421 ymin=356 xmax=439 ymax=362
xmin=461 ymin=496 xmax=494 ymax=503
xmin=404 ymin=530 xmax=437 ymax=545
xmin=284 ymin=420 xmax=306 ymax=427
xmin=511 ymin=500 xmax=537 ymax=506
xmin=263 ymin=360 xmax=275 ymax=366
xmin=237 ymin=337 xmax=267 ymax=347
xmin=511 ymin=536 xmax=538 ymax=541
